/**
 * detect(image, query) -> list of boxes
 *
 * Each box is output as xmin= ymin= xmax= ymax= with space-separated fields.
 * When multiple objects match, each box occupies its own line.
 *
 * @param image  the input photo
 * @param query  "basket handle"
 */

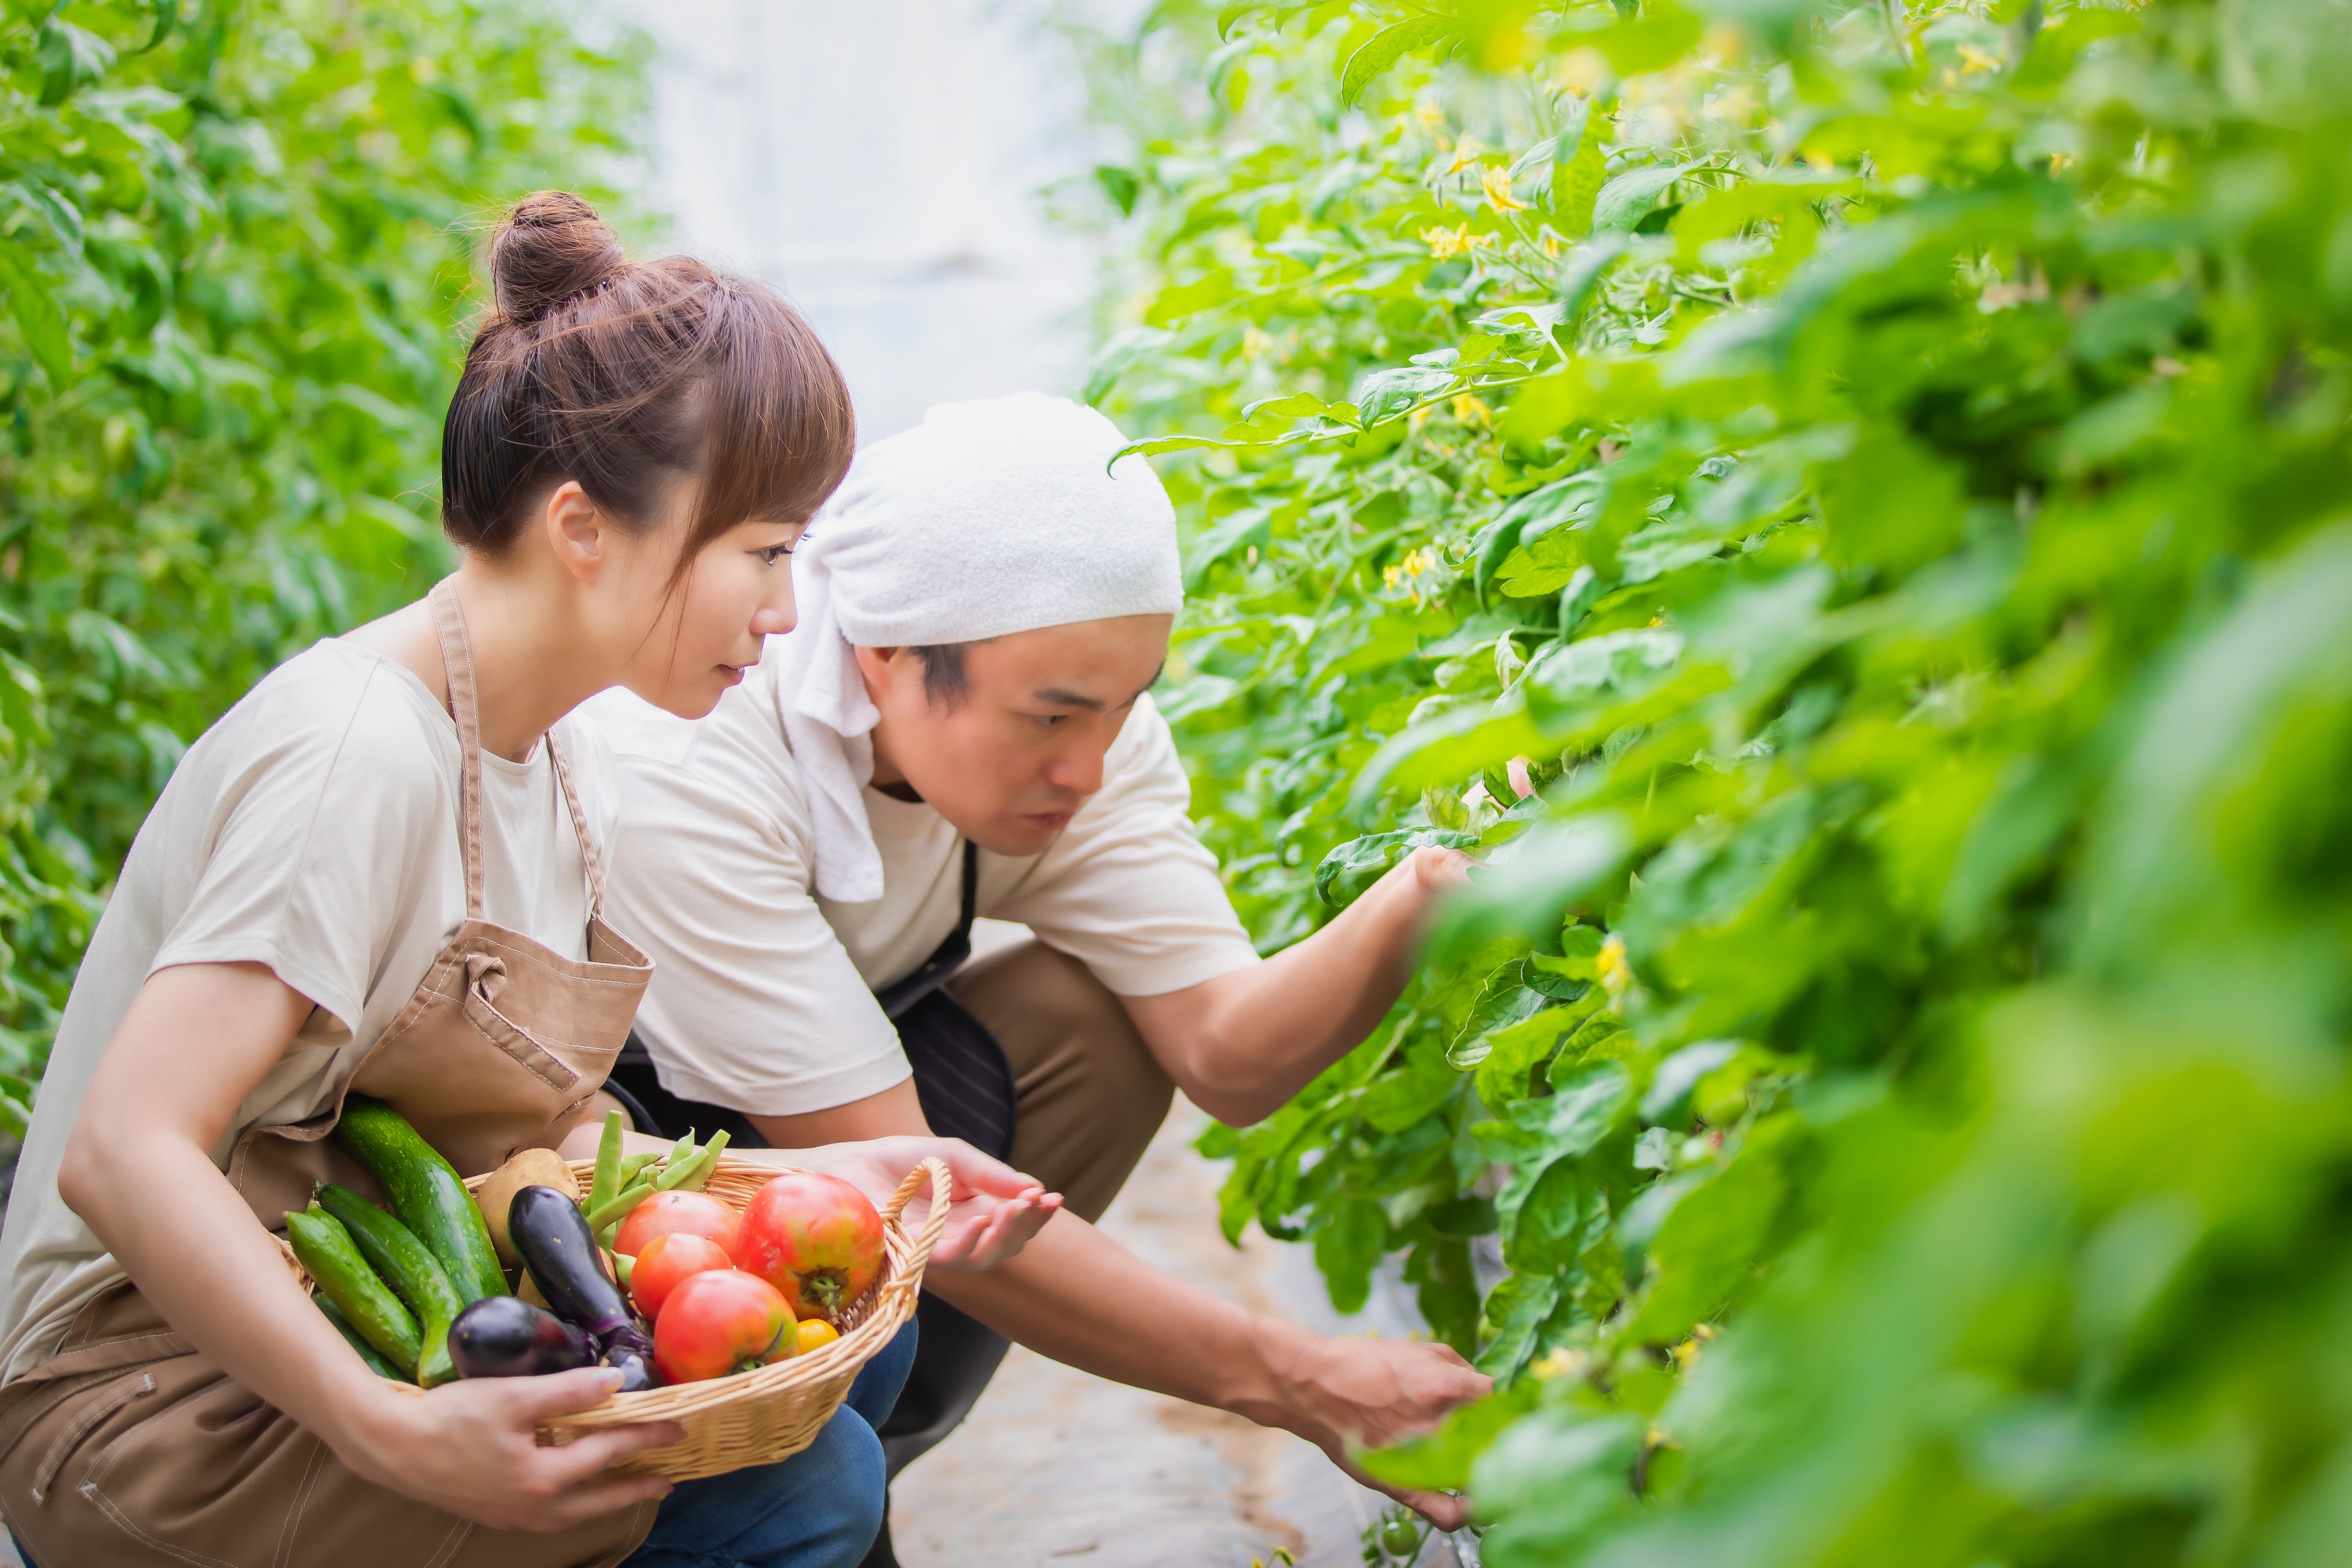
xmin=881 ymin=1157 xmax=954 ymax=1283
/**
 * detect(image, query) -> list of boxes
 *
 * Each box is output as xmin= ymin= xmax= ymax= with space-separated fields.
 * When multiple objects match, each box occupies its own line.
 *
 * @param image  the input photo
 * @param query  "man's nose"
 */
xmin=1045 ymin=735 xmax=1106 ymax=798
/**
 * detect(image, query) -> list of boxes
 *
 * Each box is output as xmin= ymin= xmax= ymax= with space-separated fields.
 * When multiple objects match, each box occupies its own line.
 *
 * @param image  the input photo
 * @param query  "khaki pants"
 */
xmin=947 ymin=939 xmax=1174 ymax=1225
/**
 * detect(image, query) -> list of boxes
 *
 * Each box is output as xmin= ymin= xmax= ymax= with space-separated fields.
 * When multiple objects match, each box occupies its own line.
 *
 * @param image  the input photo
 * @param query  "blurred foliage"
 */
xmin=1076 ymin=0 xmax=2352 ymax=1560
xmin=0 ymin=0 xmax=646 ymax=1138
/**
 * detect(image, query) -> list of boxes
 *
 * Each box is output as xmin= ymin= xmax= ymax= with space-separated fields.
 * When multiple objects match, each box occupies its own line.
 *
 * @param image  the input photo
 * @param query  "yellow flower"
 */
xmin=1598 ymin=933 xmax=1631 ymax=1000
xmin=1481 ymin=166 xmax=1528 ymax=212
xmin=1957 ymin=43 xmax=2004 ymax=75
xmin=1421 ymin=224 xmax=1469 ymax=260
xmin=1670 ymin=1337 xmax=1703 ymax=1369
xmin=1443 ymin=140 xmax=1485 ymax=177
xmin=1452 ymin=393 xmax=1491 ymax=426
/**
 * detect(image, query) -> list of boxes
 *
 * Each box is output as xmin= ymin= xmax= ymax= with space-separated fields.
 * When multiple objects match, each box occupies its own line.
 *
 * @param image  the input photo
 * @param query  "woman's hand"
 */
xmin=331 ymin=1367 xmax=683 ymax=1531
xmin=784 ymin=1136 xmax=1063 ymax=1271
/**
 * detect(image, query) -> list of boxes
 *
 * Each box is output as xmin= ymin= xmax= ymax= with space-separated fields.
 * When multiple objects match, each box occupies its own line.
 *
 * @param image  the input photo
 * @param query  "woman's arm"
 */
xmin=59 ymin=963 xmax=684 ymax=1531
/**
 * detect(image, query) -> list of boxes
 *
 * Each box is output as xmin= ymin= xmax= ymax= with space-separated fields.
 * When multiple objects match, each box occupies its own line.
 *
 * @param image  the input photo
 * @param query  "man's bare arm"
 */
xmin=747 ymin=1092 xmax=1489 ymax=1529
xmin=1119 ymin=846 xmax=1471 ymax=1126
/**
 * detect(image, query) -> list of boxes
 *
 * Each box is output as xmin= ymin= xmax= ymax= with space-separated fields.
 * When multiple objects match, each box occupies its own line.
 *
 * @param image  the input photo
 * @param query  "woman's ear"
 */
xmin=541 ymin=480 xmax=609 ymax=585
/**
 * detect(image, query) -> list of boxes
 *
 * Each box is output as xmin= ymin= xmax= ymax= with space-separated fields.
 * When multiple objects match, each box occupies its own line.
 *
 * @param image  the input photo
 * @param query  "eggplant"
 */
xmin=599 ymin=1340 xmax=660 ymax=1393
xmin=508 ymin=1184 xmax=634 ymax=1339
xmin=449 ymin=1295 xmax=593 ymax=1378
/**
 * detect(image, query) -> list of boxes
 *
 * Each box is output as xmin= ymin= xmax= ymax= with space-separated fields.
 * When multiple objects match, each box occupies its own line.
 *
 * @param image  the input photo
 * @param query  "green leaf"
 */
xmin=0 ymin=247 xmax=71 ymax=386
xmin=1353 ymin=1380 xmax=1540 ymax=1491
xmin=1315 ymin=827 xmax=1480 ymax=908
xmin=36 ymin=16 xmax=115 ymax=106
xmin=1340 ymin=16 xmax=1455 ymax=106
xmin=1592 ymin=163 xmax=1689 ymax=233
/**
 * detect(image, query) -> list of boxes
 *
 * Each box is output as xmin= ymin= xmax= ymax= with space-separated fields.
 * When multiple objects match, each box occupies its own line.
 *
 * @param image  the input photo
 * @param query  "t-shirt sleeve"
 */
xmin=148 ymin=663 xmax=445 ymax=1034
xmin=991 ymin=695 xmax=1261 ymax=997
xmin=602 ymin=706 xmax=910 ymax=1118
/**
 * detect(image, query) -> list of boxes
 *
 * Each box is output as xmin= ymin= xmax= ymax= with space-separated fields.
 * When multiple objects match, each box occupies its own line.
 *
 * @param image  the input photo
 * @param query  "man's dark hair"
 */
xmin=912 ymin=643 xmax=972 ymax=708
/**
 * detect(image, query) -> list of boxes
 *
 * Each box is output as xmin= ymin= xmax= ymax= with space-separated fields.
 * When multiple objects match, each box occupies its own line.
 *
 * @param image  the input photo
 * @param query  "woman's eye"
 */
xmin=756 ymin=543 xmax=794 ymax=565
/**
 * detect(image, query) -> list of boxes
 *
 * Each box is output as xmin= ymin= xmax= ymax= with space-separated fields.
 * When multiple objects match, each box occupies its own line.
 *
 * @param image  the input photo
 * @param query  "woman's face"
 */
xmin=612 ymin=496 xmax=804 ymax=718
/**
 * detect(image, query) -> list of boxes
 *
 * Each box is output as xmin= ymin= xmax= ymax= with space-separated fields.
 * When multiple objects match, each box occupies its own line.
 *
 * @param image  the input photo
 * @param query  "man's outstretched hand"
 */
xmin=1257 ymin=1332 xmax=1493 ymax=1531
xmin=797 ymin=1135 xmax=1063 ymax=1271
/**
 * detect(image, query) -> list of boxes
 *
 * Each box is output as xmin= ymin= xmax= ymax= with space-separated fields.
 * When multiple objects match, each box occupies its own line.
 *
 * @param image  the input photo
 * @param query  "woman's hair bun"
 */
xmin=489 ymin=191 xmax=625 ymax=325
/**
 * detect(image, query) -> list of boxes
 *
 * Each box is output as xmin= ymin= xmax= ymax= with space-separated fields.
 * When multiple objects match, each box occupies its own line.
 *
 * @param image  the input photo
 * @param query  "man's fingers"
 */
xmin=930 ymin=1138 xmax=1051 ymax=1200
xmin=1396 ymin=1486 xmax=1472 ymax=1531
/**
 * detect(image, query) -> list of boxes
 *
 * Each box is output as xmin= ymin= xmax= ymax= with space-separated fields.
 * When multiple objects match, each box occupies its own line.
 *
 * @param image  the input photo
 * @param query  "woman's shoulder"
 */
xmin=180 ymin=639 xmax=456 ymax=809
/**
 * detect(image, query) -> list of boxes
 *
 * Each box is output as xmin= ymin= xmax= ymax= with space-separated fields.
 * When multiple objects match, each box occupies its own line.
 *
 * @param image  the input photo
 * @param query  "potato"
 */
xmin=474 ymin=1147 xmax=577 ymax=1266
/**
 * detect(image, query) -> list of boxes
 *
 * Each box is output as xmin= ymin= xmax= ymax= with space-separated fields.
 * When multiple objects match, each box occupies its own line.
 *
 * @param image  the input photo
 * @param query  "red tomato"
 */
xmin=651 ymin=1269 xmax=797 ymax=1383
xmin=630 ymin=1231 xmax=734 ymax=1323
xmin=612 ymin=1190 xmax=740 ymax=1262
xmin=735 ymin=1173 xmax=884 ymax=1320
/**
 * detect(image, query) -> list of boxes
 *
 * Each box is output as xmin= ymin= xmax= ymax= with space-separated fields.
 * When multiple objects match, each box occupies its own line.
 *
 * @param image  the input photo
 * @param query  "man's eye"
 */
xmin=1037 ymin=714 xmax=1065 ymax=728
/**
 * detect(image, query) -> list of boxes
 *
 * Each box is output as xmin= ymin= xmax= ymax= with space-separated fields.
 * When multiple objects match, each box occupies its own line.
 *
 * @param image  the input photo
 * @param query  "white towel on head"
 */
xmin=775 ymin=392 xmax=1183 ymax=903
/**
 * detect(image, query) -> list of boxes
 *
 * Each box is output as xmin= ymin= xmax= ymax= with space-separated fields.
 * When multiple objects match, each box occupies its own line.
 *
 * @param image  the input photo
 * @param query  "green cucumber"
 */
xmin=331 ymin=1097 xmax=506 ymax=1305
xmin=316 ymin=1294 xmax=406 ymax=1382
xmin=316 ymin=1184 xmax=462 ymax=1388
xmin=286 ymin=1206 xmax=421 ymax=1373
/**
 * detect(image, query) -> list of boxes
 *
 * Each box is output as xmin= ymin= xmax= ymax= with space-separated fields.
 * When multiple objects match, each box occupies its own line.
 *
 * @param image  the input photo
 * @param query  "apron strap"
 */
xmin=427 ymin=578 xmax=488 ymax=923
xmin=545 ymin=730 xmax=607 ymax=923
xmin=427 ymin=578 xmax=609 ymax=925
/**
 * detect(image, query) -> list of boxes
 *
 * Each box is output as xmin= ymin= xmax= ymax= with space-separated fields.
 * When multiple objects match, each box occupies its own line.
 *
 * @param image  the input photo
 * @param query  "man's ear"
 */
xmin=852 ymin=644 xmax=911 ymax=701
xmin=542 ymin=480 xmax=607 ymax=585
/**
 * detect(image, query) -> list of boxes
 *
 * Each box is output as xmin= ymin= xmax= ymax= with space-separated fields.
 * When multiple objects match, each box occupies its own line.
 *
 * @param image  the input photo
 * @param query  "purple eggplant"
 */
xmin=448 ymin=1295 xmax=593 ymax=1378
xmin=599 ymin=1340 xmax=660 ymax=1392
xmin=508 ymin=1185 xmax=634 ymax=1339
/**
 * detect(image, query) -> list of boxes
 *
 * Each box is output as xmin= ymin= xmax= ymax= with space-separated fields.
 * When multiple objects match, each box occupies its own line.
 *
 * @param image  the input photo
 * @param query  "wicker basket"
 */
xmin=282 ymin=1153 xmax=948 ymax=1482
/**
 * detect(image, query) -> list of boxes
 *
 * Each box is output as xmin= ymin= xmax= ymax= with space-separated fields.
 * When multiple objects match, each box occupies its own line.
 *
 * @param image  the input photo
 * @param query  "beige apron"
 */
xmin=0 ymin=581 xmax=659 ymax=1568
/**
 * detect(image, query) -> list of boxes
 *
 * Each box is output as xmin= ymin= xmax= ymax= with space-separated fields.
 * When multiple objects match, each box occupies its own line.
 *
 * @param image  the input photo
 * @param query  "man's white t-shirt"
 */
xmin=583 ymin=649 xmax=1259 ymax=1119
xmin=0 ymin=641 xmax=615 ymax=1382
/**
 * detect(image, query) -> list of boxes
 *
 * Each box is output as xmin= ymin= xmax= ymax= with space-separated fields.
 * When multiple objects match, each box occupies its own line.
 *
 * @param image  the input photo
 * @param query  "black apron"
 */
xmin=604 ymin=840 xmax=1017 ymax=1504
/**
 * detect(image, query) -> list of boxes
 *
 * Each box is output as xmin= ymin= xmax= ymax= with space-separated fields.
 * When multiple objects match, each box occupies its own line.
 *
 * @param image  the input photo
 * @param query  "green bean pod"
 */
xmin=583 ymin=1179 xmax=655 ymax=1234
xmin=286 ymin=1206 xmax=421 ymax=1374
xmin=589 ymin=1109 xmax=625 ymax=1214
xmin=315 ymin=1184 xmax=462 ymax=1388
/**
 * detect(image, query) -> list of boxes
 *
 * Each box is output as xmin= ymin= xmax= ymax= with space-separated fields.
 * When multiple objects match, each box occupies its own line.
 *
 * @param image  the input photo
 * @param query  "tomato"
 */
xmin=612 ymin=1189 xmax=740 ymax=1262
xmin=651 ymin=1269 xmax=796 ymax=1383
xmin=795 ymin=1319 xmax=839 ymax=1355
xmin=735 ymin=1173 xmax=885 ymax=1320
xmin=630 ymin=1231 xmax=734 ymax=1323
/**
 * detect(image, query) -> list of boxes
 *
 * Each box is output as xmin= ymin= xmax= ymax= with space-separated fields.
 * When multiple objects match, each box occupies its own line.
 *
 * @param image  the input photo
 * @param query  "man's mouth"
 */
xmin=1019 ymin=810 xmax=1075 ymax=833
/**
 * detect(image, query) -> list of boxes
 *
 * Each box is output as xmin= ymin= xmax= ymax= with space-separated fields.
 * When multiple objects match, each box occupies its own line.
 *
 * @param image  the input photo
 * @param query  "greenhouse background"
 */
xmin=5 ymin=0 xmax=2352 ymax=1565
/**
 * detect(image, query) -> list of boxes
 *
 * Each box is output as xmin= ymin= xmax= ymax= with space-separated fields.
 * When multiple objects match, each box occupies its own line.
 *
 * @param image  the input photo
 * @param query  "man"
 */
xmin=588 ymin=394 xmax=1486 ymax=1556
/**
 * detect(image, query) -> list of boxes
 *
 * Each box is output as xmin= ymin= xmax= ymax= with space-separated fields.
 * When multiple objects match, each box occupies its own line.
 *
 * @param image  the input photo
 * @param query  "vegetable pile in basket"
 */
xmin=290 ymin=1104 xmax=885 ymax=1391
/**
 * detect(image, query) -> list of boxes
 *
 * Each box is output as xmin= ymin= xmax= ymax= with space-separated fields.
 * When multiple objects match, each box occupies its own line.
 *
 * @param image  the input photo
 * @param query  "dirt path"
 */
xmin=888 ymin=1099 xmax=1471 ymax=1568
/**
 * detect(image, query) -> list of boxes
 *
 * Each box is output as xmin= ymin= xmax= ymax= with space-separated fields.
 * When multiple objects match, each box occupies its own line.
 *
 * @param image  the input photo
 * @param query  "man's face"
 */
xmin=858 ymin=614 xmax=1174 ymax=856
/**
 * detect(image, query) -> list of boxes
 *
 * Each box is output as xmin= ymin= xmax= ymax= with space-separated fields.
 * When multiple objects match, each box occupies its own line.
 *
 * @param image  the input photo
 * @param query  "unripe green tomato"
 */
xmin=1381 ymin=1518 xmax=1420 ymax=1556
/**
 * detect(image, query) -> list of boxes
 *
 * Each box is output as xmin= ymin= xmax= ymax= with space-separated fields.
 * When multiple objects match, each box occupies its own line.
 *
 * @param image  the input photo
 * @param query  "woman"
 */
xmin=0 ymin=193 xmax=1056 ymax=1568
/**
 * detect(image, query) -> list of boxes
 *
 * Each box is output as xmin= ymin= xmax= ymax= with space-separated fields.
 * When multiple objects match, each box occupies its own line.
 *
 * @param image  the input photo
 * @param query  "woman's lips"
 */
xmin=717 ymin=664 xmax=749 ymax=687
xmin=1021 ymin=811 xmax=1074 ymax=833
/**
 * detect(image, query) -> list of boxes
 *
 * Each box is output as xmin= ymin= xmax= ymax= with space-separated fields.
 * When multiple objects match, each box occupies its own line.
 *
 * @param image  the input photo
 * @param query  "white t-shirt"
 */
xmin=0 ymin=640 xmax=617 ymax=1382
xmin=584 ymin=650 xmax=1258 ymax=1119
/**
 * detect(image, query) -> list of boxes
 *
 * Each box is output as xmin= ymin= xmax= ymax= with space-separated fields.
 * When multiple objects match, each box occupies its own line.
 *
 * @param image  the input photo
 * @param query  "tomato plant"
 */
xmin=0 ymin=0 xmax=646 ymax=1145
xmin=1077 ymin=0 xmax=2352 ymax=1560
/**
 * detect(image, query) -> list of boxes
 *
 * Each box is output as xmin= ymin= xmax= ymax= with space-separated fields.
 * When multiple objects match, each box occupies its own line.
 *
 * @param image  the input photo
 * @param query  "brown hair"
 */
xmin=441 ymin=192 xmax=854 ymax=575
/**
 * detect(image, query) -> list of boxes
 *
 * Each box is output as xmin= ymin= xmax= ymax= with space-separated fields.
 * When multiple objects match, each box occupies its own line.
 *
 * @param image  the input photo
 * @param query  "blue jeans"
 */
xmin=625 ymin=1320 xmax=917 ymax=1568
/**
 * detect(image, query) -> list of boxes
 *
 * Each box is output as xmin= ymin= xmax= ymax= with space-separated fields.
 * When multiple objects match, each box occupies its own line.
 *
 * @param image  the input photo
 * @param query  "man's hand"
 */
xmin=788 ymin=1135 xmax=1063 ymax=1271
xmin=1248 ymin=1333 xmax=1492 ymax=1530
